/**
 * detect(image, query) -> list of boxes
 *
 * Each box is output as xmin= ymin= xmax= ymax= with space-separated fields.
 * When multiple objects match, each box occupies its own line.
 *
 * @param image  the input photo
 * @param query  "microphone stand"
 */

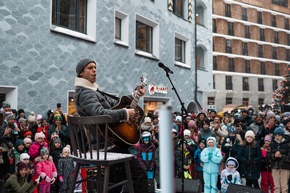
xmin=164 ymin=71 xmax=190 ymax=193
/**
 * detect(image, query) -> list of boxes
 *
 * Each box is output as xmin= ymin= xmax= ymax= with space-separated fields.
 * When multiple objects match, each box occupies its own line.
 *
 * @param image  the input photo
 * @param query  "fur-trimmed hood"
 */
xmin=75 ymin=77 xmax=99 ymax=90
xmin=34 ymin=155 xmax=53 ymax=163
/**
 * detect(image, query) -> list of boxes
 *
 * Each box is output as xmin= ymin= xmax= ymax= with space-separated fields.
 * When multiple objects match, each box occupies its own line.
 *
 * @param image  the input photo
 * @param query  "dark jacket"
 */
xmin=137 ymin=142 xmax=156 ymax=170
xmin=237 ymin=142 xmax=262 ymax=180
xmin=267 ymin=138 xmax=290 ymax=170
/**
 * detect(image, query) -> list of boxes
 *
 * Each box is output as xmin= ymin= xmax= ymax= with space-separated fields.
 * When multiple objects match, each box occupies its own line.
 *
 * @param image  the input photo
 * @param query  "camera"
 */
xmin=57 ymin=103 xmax=61 ymax=108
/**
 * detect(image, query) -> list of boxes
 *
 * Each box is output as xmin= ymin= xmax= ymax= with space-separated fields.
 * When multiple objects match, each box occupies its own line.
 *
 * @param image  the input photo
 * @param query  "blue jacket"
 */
xmin=194 ymin=147 xmax=204 ymax=172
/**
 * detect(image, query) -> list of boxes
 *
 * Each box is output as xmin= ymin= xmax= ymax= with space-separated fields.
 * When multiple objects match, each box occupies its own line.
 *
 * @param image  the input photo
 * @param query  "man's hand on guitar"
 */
xmin=135 ymin=86 xmax=146 ymax=97
xmin=128 ymin=109 xmax=136 ymax=120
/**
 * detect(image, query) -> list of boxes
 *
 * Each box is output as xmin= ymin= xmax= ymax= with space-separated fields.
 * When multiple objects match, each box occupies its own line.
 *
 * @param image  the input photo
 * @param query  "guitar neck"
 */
xmin=130 ymin=92 xmax=140 ymax=109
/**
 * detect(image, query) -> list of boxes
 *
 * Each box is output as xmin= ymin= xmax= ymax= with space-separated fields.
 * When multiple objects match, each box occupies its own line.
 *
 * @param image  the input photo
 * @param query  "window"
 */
xmin=273 ymin=79 xmax=278 ymax=91
xmin=225 ymin=4 xmax=231 ymax=17
xmin=242 ymin=8 xmax=247 ymax=21
xmin=261 ymin=62 xmax=266 ymax=74
xmin=245 ymin=60 xmax=251 ymax=73
xmin=135 ymin=14 xmax=159 ymax=59
xmin=114 ymin=10 xmax=129 ymax=46
xmin=173 ymin=0 xmax=184 ymax=17
xmin=260 ymin=28 xmax=265 ymax=41
xmin=226 ymin=76 xmax=233 ymax=90
xmin=196 ymin=46 xmax=205 ymax=69
xmin=272 ymin=0 xmax=288 ymax=7
xmin=208 ymin=97 xmax=215 ymax=105
xmin=243 ymin=98 xmax=249 ymax=106
xmin=258 ymin=12 xmax=263 ymax=24
xmin=258 ymin=45 xmax=263 ymax=57
xmin=228 ymin=58 xmax=234 ymax=71
xmin=245 ymin=25 xmax=250 ymax=38
xmin=258 ymin=78 xmax=264 ymax=91
xmin=272 ymin=15 xmax=277 ymax=27
xmin=213 ymin=19 xmax=217 ymax=33
xmin=226 ymin=39 xmax=232 ymax=53
xmin=175 ymin=32 xmax=191 ymax=67
xmin=287 ymin=49 xmax=290 ymax=61
xmin=213 ymin=75 xmax=216 ymax=89
xmin=51 ymin=0 xmax=97 ymax=42
xmin=274 ymin=31 xmax=279 ymax=43
xmin=226 ymin=97 xmax=232 ymax=105
xmin=288 ymin=34 xmax=290 ymax=46
xmin=196 ymin=6 xmax=205 ymax=26
xmin=275 ymin=63 xmax=280 ymax=76
xmin=243 ymin=77 xmax=249 ymax=91
xmin=258 ymin=98 xmax=264 ymax=106
xmin=228 ymin=22 xmax=234 ymax=36
xmin=273 ymin=47 xmax=277 ymax=59
xmin=213 ymin=56 xmax=217 ymax=70
xmin=242 ymin=42 xmax=248 ymax=55
xmin=285 ymin=18 xmax=289 ymax=30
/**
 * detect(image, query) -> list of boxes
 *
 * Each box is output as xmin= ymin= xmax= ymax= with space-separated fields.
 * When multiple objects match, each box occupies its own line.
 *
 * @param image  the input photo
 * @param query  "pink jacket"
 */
xmin=28 ymin=141 xmax=49 ymax=161
xmin=36 ymin=159 xmax=57 ymax=184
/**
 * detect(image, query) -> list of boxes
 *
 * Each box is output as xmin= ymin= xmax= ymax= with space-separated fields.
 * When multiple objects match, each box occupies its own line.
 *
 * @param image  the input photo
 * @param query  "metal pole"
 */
xmin=159 ymin=106 xmax=174 ymax=193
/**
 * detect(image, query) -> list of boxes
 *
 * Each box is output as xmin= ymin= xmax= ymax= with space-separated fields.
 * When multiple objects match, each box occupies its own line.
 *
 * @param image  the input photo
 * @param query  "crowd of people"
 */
xmin=135 ymin=107 xmax=290 ymax=193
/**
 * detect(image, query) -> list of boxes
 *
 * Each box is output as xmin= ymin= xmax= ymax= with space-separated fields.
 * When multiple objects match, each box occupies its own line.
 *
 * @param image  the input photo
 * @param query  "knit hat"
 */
xmin=5 ymin=113 xmax=15 ymax=120
xmin=62 ymin=145 xmax=71 ymax=154
xmin=35 ymin=132 xmax=45 ymax=141
xmin=17 ymin=161 xmax=28 ymax=173
xmin=245 ymin=130 xmax=255 ymax=139
xmin=36 ymin=114 xmax=43 ymax=121
xmin=144 ymin=117 xmax=151 ymax=124
xmin=183 ymin=129 xmax=191 ymax=136
xmin=264 ymin=135 xmax=272 ymax=142
xmin=198 ymin=138 xmax=206 ymax=145
xmin=40 ymin=148 xmax=49 ymax=156
xmin=51 ymin=132 xmax=59 ymax=140
xmin=17 ymin=109 xmax=25 ymax=115
xmin=266 ymin=110 xmax=275 ymax=120
xmin=53 ymin=113 xmax=62 ymax=121
xmin=18 ymin=117 xmax=27 ymax=124
xmin=23 ymin=137 xmax=32 ymax=145
xmin=175 ymin=116 xmax=182 ymax=122
xmin=76 ymin=59 xmax=95 ymax=77
xmin=226 ymin=157 xmax=239 ymax=169
xmin=2 ymin=101 xmax=11 ymax=108
xmin=53 ymin=137 xmax=62 ymax=145
xmin=23 ymin=130 xmax=32 ymax=138
xmin=188 ymin=120 xmax=197 ymax=128
xmin=227 ymin=127 xmax=237 ymax=134
xmin=172 ymin=128 xmax=178 ymax=134
xmin=15 ymin=139 xmax=24 ymax=148
xmin=227 ymin=160 xmax=236 ymax=167
xmin=20 ymin=153 xmax=30 ymax=161
xmin=273 ymin=127 xmax=285 ymax=137
xmin=27 ymin=112 xmax=36 ymax=122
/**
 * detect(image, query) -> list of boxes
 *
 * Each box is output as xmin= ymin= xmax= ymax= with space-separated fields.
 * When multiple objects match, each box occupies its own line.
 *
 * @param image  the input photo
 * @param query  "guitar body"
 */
xmin=108 ymin=95 xmax=144 ymax=146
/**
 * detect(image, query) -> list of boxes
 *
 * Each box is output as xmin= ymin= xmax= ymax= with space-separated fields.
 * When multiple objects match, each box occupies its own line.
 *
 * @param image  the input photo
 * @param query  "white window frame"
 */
xmin=50 ymin=0 xmax=97 ymax=42
xmin=114 ymin=10 xmax=129 ymax=47
xmin=135 ymin=14 xmax=159 ymax=60
xmin=174 ymin=32 xmax=191 ymax=68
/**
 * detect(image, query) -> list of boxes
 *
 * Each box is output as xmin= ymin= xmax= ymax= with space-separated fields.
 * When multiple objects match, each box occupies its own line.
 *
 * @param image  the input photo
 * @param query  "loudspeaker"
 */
xmin=227 ymin=184 xmax=266 ymax=193
xmin=175 ymin=179 xmax=201 ymax=193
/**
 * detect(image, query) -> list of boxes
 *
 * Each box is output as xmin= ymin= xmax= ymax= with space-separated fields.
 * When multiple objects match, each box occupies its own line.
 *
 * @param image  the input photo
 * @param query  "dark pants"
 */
xmin=246 ymin=179 xmax=259 ymax=189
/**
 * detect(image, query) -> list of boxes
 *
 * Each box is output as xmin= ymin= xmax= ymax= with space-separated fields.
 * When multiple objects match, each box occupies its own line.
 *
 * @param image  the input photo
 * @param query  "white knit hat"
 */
xmin=183 ymin=129 xmax=191 ymax=136
xmin=62 ymin=145 xmax=71 ymax=154
xmin=245 ymin=130 xmax=255 ymax=139
xmin=34 ymin=132 xmax=45 ymax=141
xmin=23 ymin=137 xmax=32 ymax=145
xmin=27 ymin=111 xmax=36 ymax=122
xmin=20 ymin=153 xmax=30 ymax=161
xmin=144 ymin=117 xmax=151 ymax=124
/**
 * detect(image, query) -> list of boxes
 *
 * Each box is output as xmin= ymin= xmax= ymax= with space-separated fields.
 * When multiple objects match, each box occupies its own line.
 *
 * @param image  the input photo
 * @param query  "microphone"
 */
xmin=158 ymin=62 xmax=173 ymax=74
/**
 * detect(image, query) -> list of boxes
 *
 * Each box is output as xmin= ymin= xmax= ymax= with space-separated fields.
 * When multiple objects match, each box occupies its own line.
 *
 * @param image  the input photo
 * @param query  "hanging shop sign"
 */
xmin=148 ymin=84 xmax=168 ymax=95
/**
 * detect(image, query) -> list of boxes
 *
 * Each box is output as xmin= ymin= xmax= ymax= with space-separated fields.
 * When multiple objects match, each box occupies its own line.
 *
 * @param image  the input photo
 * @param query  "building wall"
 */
xmin=0 ymin=0 xmax=212 ymax=115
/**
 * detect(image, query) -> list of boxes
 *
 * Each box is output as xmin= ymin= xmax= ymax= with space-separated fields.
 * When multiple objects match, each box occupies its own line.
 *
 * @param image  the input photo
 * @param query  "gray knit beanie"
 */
xmin=76 ymin=59 xmax=95 ymax=77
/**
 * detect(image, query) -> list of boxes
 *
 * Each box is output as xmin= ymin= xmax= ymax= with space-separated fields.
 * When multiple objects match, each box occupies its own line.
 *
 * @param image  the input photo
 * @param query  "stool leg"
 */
xmin=69 ymin=163 xmax=80 ymax=193
xmin=125 ymin=161 xmax=134 ymax=193
xmin=103 ymin=166 xmax=110 ymax=193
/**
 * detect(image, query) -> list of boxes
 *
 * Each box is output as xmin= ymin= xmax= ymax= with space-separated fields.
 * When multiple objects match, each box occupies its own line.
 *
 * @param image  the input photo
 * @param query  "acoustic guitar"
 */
xmin=108 ymin=76 xmax=148 ymax=146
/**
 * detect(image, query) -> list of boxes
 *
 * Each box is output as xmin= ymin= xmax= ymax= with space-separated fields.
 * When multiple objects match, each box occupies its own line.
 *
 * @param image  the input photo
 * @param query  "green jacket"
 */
xmin=4 ymin=174 xmax=35 ymax=193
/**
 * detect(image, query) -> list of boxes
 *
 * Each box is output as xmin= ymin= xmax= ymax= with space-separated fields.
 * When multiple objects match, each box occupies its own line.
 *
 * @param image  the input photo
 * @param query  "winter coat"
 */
xmin=48 ymin=124 xmax=70 ymax=145
xmin=260 ymin=148 xmax=272 ymax=172
xmin=220 ymin=157 xmax=241 ymax=193
xmin=74 ymin=77 xmax=130 ymax=122
xmin=194 ymin=147 xmax=204 ymax=172
xmin=198 ymin=128 xmax=215 ymax=142
xmin=237 ymin=142 xmax=262 ymax=180
xmin=137 ymin=142 xmax=156 ymax=170
xmin=58 ymin=155 xmax=74 ymax=193
xmin=221 ymin=135 xmax=243 ymax=161
xmin=200 ymin=137 xmax=223 ymax=174
xmin=36 ymin=157 xmax=57 ymax=184
xmin=28 ymin=141 xmax=49 ymax=163
xmin=4 ymin=174 xmax=35 ymax=193
xmin=267 ymin=138 xmax=290 ymax=170
xmin=50 ymin=147 xmax=63 ymax=170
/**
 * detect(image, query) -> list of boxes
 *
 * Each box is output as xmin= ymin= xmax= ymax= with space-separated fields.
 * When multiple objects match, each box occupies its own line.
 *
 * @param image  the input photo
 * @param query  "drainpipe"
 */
xmin=194 ymin=0 xmax=203 ymax=111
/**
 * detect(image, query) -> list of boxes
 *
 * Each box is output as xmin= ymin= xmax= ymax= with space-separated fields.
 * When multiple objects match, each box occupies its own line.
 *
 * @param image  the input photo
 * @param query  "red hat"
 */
xmin=23 ymin=130 xmax=32 ymax=138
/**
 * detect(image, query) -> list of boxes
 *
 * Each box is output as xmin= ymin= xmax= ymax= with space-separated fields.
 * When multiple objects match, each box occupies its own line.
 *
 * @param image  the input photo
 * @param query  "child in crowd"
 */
xmin=268 ymin=127 xmax=290 ymax=193
xmin=20 ymin=153 xmax=34 ymax=176
xmin=200 ymin=137 xmax=223 ymax=193
xmin=194 ymin=139 xmax=206 ymax=190
xmin=36 ymin=148 xmax=57 ymax=193
xmin=29 ymin=132 xmax=49 ymax=168
xmin=237 ymin=130 xmax=262 ymax=189
xmin=12 ymin=139 xmax=26 ymax=173
xmin=198 ymin=119 xmax=215 ymax=142
xmin=58 ymin=145 xmax=74 ymax=193
xmin=50 ymin=137 xmax=63 ymax=170
xmin=4 ymin=161 xmax=36 ymax=193
xmin=220 ymin=157 xmax=241 ymax=193
xmin=260 ymin=135 xmax=274 ymax=193
xmin=23 ymin=137 xmax=33 ymax=152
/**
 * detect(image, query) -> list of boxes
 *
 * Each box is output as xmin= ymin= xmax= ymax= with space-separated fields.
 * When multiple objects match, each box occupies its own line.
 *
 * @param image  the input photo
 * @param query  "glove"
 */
xmin=208 ymin=152 xmax=213 ymax=160
xmin=227 ymin=174 xmax=232 ymax=182
xmin=45 ymin=176 xmax=52 ymax=183
xmin=59 ymin=176 xmax=64 ymax=182
xmin=27 ymin=174 xmax=32 ymax=183
xmin=51 ymin=177 xmax=56 ymax=184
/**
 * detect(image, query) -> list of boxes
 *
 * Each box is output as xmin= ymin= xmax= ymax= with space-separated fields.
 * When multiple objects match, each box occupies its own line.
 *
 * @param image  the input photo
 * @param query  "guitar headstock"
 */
xmin=140 ymin=76 xmax=148 ymax=88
